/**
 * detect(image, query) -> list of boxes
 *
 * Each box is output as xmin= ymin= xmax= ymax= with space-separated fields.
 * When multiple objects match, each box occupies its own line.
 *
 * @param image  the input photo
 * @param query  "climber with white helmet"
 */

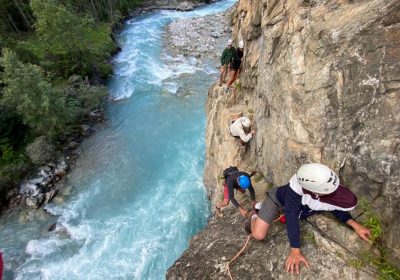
xmin=219 ymin=39 xmax=235 ymax=87
xmin=215 ymin=166 xmax=256 ymax=218
xmin=245 ymin=163 xmax=371 ymax=275
xmin=226 ymin=40 xmax=244 ymax=91
xmin=229 ymin=116 xmax=255 ymax=144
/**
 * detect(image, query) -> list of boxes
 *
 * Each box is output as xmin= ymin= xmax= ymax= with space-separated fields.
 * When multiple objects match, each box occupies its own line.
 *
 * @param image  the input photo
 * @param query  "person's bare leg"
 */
xmin=251 ymin=216 xmax=270 ymax=240
xmin=223 ymin=65 xmax=230 ymax=83
xmin=234 ymin=70 xmax=239 ymax=84
xmin=219 ymin=66 xmax=226 ymax=86
xmin=227 ymin=70 xmax=238 ymax=87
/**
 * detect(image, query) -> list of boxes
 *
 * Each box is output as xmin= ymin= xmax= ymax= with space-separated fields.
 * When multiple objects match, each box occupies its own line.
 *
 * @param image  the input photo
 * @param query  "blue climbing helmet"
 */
xmin=238 ymin=175 xmax=250 ymax=189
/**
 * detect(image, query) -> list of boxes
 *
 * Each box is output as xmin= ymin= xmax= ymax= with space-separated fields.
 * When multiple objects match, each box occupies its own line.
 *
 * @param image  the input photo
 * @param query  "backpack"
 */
xmin=223 ymin=166 xmax=238 ymax=180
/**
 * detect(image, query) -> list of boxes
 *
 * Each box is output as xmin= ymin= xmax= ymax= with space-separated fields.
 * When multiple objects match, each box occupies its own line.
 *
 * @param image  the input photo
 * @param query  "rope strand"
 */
xmin=227 ymin=234 xmax=252 ymax=280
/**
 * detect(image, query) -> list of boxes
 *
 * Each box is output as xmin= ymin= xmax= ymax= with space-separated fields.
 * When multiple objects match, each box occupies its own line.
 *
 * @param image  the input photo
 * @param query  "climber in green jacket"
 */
xmin=219 ymin=39 xmax=235 ymax=86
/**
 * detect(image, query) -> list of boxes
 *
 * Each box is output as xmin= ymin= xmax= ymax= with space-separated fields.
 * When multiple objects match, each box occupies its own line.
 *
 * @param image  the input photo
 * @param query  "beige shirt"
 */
xmin=229 ymin=117 xmax=252 ymax=142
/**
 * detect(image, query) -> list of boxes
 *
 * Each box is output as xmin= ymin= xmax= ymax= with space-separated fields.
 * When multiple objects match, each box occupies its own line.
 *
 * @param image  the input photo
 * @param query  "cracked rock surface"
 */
xmin=168 ymin=0 xmax=400 ymax=278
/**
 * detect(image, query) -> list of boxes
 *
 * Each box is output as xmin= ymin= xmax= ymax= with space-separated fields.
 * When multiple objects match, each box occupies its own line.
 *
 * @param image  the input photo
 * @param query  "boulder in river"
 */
xmin=80 ymin=124 xmax=91 ymax=137
xmin=177 ymin=1 xmax=194 ymax=11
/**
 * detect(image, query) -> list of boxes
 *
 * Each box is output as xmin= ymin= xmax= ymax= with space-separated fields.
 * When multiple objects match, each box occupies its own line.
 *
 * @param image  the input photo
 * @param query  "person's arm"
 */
xmin=285 ymin=248 xmax=310 ymax=275
xmin=237 ymin=127 xmax=253 ymax=142
xmin=331 ymin=210 xmax=370 ymax=241
xmin=248 ymin=183 xmax=256 ymax=208
xmin=331 ymin=209 xmax=352 ymax=223
xmin=346 ymin=219 xmax=371 ymax=242
xmin=227 ymin=179 xmax=240 ymax=208
xmin=285 ymin=188 xmax=302 ymax=249
xmin=284 ymin=188 xmax=310 ymax=274
xmin=221 ymin=49 xmax=227 ymax=65
xmin=227 ymin=177 xmax=248 ymax=216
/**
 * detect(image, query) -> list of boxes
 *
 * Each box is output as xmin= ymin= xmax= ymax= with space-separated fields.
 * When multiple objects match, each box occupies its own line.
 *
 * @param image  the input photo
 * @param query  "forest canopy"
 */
xmin=0 ymin=0 xmax=141 ymax=187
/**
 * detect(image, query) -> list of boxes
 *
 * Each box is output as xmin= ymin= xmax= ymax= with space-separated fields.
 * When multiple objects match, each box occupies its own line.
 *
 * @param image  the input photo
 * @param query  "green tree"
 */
xmin=0 ymin=48 xmax=73 ymax=137
xmin=30 ymin=0 xmax=115 ymax=78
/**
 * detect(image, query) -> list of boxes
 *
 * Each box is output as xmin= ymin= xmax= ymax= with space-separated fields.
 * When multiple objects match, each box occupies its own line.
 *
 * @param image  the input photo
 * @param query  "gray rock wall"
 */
xmin=167 ymin=0 xmax=400 ymax=278
xmin=203 ymin=0 xmax=400 ymax=268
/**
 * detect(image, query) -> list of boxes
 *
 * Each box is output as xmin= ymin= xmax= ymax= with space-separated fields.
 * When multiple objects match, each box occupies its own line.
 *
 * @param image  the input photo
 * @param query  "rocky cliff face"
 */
xmin=168 ymin=0 xmax=400 ymax=279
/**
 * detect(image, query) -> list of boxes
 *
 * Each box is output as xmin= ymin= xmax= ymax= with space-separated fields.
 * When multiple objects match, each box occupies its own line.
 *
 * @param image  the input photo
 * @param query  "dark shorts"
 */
xmin=258 ymin=187 xmax=283 ymax=224
xmin=231 ymin=61 xmax=241 ymax=71
xmin=223 ymin=183 xmax=244 ymax=200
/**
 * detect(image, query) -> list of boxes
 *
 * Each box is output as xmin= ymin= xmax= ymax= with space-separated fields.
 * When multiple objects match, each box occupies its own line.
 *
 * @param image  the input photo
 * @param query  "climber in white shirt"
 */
xmin=229 ymin=116 xmax=255 ymax=143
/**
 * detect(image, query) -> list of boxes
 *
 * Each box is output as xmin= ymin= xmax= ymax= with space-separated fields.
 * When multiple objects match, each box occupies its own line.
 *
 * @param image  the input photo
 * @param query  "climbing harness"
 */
xmin=273 ymin=214 xmax=286 ymax=224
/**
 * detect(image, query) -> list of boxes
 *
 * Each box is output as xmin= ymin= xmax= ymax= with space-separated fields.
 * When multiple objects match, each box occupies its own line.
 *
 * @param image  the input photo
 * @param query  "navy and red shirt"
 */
xmin=276 ymin=177 xmax=357 ymax=248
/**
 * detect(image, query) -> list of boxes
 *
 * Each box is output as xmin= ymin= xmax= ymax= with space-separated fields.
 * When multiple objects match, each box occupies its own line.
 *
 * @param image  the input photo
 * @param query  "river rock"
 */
xmin=6 ymin=189 xmax=16 ymax=200
xmin=8 ymin=195 xmax=21 ymax=208
xmin=165 ymin=8 xmax=234 ymax=62
xmin=25 ymin=195 xmax=43 ymax=208
xmin=40 ymin=166 xmax=51 ymax=173
xmin=19 ymin=183 xmax=41 ymax=197
xmin=56 ymin=160 xmax=68 ymax=172
xmin=29 ymin=178 xmax=45 ymax=189
xmin=44 ymin=189 xmax=58 ymax=204
xmin=80 ymin=124 xmax=91 ymax=136
xmin=177 ymin=1 xmax=193 ymax=11
xmin=48 ymin=222 xmax=57 ymax=232
xmin=89 ymin=110 xmax=103 ymax=121
xmin=68 ymin=140 xmax=79 ymax=149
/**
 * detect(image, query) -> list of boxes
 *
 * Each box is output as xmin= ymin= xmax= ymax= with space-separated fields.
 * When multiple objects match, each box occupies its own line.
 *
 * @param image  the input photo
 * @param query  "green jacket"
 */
xmin=220 ymin=47 xmax=235 ymax=65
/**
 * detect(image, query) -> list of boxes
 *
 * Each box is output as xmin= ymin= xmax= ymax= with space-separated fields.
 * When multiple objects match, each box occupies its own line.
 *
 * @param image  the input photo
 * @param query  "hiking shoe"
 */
xmin=224 ymin=86 xmax=229 ymax=93
xmin=244 ymin=211 xmax=258 ymax=234
xmin=244 ymin=215 xmax=252 ymax=234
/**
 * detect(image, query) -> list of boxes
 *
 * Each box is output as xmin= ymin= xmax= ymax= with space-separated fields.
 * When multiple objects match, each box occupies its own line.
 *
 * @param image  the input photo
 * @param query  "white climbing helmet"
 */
xmin=296 ymin=163 xmax=340 ymax=194
xmin=228 ymin=39 xmax=233 ymax=45
xmin=241 ymin=117 xmax=251 ymax=128
xmin=239 ymin=40 xmax=244 ymax=48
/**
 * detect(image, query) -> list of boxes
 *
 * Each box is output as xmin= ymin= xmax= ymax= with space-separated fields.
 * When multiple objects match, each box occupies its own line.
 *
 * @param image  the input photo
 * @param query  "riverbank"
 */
xmin=165 ymin=6 xmax=233 ymax=61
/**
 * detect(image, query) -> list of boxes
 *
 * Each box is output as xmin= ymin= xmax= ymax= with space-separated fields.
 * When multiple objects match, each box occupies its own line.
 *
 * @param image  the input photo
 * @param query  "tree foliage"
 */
xmin=0 ymin=48 xmax=73 ymax=137
xmin=30 ymin=0 xmax=115 ymax=78
xmin=0 ymin=0 xmax=141 ymax=185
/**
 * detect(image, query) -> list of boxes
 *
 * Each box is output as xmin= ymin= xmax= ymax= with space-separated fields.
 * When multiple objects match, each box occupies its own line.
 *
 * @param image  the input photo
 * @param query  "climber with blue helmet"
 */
xmin=215 ymin=166 xmax=256 ymax=218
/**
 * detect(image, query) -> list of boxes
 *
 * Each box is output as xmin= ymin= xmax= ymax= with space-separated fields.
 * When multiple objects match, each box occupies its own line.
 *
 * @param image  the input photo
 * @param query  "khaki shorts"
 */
xmin=258 ymin=187 xmax=283 ymax=224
